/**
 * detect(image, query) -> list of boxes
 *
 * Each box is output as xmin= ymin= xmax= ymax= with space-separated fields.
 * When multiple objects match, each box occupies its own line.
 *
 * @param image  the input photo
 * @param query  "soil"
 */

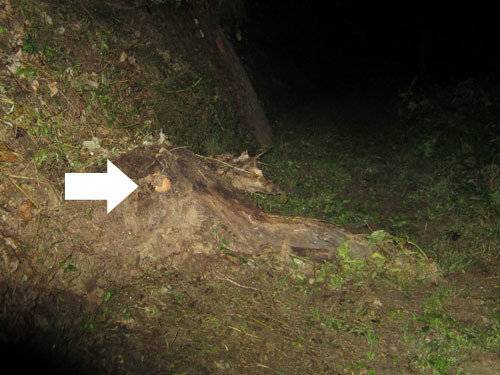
xmin=1 ymin=143 xmax=498 ymax=374
xmin=0 ymin=1 xmax=499 ymax=374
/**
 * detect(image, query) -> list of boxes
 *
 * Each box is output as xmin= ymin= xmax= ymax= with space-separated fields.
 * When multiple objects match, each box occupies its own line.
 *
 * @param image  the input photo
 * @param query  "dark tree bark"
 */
xmin=214 ymin=28 xmax=273 ymax=149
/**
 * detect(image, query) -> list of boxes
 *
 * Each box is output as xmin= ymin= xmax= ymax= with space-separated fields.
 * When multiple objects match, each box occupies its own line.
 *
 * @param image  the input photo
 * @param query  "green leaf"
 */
xmin=66 ymin=264 xmax=78 ymax=272
xmin=104 ymin=291 xmax=113 ymax=302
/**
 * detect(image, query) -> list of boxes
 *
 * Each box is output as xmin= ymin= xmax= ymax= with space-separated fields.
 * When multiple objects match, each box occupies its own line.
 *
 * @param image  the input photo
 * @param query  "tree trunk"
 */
xmin=214 ymin=28 xmax=273 ymax=149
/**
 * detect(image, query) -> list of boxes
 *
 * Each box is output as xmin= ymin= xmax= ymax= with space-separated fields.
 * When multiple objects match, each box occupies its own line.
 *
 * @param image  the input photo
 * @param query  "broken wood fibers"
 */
xmin=114 ymin=146 xmax=373 ymax=264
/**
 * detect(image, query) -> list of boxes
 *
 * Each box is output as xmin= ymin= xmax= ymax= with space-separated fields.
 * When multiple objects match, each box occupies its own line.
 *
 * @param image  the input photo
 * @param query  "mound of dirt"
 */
xmin=1 ymin=145 xmax=371 ymax=305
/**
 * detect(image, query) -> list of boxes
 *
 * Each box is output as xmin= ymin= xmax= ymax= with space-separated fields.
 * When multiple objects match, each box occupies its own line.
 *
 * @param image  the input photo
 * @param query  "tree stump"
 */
xmin=99 ymin=146 xmax=373 ymax=266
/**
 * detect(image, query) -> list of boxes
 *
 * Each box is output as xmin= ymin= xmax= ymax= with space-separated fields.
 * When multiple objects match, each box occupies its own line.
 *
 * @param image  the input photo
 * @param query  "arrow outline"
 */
xmin=65 ymin=160 xmax=138 ymax=213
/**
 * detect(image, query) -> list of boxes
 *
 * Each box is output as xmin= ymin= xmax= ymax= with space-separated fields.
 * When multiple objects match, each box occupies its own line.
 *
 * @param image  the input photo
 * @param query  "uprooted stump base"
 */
xmin=1 ymin=146 xmax=374 ymax=304
xmin=101 ymin=146 xmax=372 ymax=264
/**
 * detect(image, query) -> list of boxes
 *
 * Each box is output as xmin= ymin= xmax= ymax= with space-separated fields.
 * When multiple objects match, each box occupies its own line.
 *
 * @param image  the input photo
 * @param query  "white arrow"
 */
xmin=65 ymin=160 xmax=138 ymax=213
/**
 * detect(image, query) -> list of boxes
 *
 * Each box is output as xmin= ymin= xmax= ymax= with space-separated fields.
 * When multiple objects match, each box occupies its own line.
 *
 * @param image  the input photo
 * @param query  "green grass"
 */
xmin=1 ymin=2 xmax=499 ymax=374
xmin=255 ymin=81 xmax=500 ymax=274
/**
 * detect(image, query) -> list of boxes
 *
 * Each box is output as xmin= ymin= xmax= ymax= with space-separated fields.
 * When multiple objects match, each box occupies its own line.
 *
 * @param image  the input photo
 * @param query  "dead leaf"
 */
xmin=6 ymin=58 xmax=21 ymax=75
xmin=249 ymin=166 xmax=263 ymax=178
xmin=17 ymin=200 xmax=33 ymax=221
xmin=155 ymin=177 xmax=172 ymax=192
xmin=42 ymin=12 xmax=52 ymax=25
xmin=233 ymin=150 xmax=249 ymax=163
xmin=4 ymin=1 xmax=12 ymax=14
xmin=82 ymin=137 xmax=101 ymax=152
xmin=48 ymin=81 xmax=58 ymax=97
xmin=31 ymin=79 xmax=39 ymax=92
xmin=0 ymin=150 xmax=19 ymax=163
xmin=0 ymin=181 xmax=8 ymax=194
xmin=369 ymin=297 xmax=383 ymax=309
xmin=86 ymin=79 xmax=99 ymax=89
xmin=280 ymin=192 xmax=288 ymax=203
xmin=120 ymin=51 xmax=127 ymax=63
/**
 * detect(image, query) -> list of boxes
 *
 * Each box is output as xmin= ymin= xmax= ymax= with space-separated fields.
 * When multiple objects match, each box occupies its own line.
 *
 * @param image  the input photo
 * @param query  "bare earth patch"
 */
xmin=1 ymin=144 xmax=497 ymax=374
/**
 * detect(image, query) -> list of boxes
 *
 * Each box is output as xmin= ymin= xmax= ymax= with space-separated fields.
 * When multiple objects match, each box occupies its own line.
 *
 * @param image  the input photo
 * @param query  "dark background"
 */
xmin=243 ymin=1 xmax=499 ymax=95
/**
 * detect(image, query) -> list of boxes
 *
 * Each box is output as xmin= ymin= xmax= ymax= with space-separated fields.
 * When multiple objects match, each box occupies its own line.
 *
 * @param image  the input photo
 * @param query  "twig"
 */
xmin=4 ymin=174 xmax=40 ymax=209
xmin=164 ymin=77 xmax=203 ymax=94
xmin=229 ymin=326 xmax=258 ymax=339
xmin=195 ymin=154 xmax=251 ymax=174
xmin=215 ymin=271 xmax=263 ymax=292
xmin=169 ymin=146 xmax=189 ymax=152
xmin=197 ymin=169 xmax=209 ymax=183
xmin=256 ymin=363 xmax=281 ymax=374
